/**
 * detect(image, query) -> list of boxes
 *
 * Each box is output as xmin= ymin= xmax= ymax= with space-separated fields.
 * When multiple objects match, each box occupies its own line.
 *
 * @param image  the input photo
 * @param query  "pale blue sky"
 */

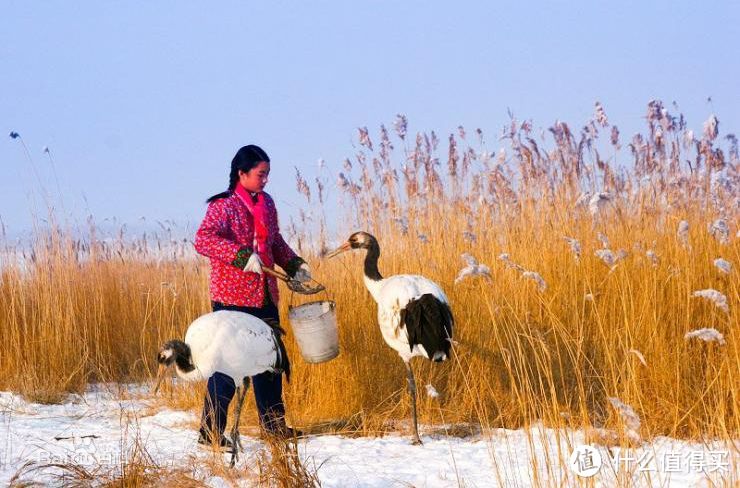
xmin=2 ymin=1 xmax=738 ymax=238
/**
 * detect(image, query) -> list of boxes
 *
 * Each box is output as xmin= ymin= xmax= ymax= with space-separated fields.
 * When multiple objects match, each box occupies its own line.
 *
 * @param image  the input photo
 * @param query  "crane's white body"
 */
xmin=327 ymin=231 xmax=455 ymax=445
xmin=177 ymin=310 xmax=281 ymax=383
xmin=364 ymin=274 xmax=451 ymax=362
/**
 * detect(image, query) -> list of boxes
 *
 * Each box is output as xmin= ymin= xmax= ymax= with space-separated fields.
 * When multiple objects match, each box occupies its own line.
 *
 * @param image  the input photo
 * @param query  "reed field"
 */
xmin=1 ymin=99 xmax=738 ymax=464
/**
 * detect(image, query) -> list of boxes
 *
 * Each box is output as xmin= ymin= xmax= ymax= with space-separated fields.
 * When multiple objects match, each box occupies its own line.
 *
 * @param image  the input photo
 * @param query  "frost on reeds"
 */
xmin=393 ymin=217 xmax=409 ymax=236
xmin=692 ymin=289 xmax=730 ymax=314
xmin=589 ymin=192 xmax=612 ymax=216
xmin=595 ymin=249 xmax=617 ymax=268
xmin=294 ymin=168 xmax=311 ymax=201
xmin=677 ymin=220 xmax=690 ymax=248
xmin=393 ymin=114 xmax=408 ymax=141
xmin=713 ymin=258 xmax=731 ymax=275
xmin=522 ymin=271 xmax=547 ymax=292
xmin=462 ymin=230 xmax=477 ymax=243
xmin=709 ymin=218 xmax=729 ymax=244
xmin=610 ymin=125 xmax=620 ymax=148
xmin=455 ymin=253 xmax=492 ymax=284
xmin=425 ymin=384 xmax=440 ymax=399
xmin=703 ymin=114 xmax=719 ymax=142
xmin=684 ymin=328 xmax=726 ymax=346
xmin=417 ymin=233 xmax=429 ymax=244
xmin=159 ymin=282 xmax=178 ymax=298
xmin=337 ymin=172 xmax=351 ymax=191
xmin=358 ymin=126 xmax=373 ymax=151
xmin=596 ymin=232 xmax=609 ymax=249
xmin=499 ymin=254 xmax=546 ymax=291
xmin=608 ymin=397 xmax=641 ymax=443
xmin=562 ymin=236 xmax=581 ymax=260
xmin=594 ymin=101 xmax=609 ymax=127
xmin=575 ymin=192 xmax=592 ymax=209
xmin=646 ymin=250 xmax=659 ymax=267
xmin=337 ymin=173 xmax=362 ymax=197
xmin=498 ymin=253 xmax=525 ymax=273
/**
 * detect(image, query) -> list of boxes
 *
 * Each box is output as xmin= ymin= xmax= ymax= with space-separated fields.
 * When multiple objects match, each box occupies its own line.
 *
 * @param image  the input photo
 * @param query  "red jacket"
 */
xmin=194 ymin=191 xmax=300 ymax=307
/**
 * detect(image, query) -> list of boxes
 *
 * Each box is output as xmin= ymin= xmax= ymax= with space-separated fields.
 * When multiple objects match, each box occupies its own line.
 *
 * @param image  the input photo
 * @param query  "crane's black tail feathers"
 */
xmin=400 ymin=294 xmax=454 ymax=362
xmin=264 ymin=317 xmax=291 ymax=382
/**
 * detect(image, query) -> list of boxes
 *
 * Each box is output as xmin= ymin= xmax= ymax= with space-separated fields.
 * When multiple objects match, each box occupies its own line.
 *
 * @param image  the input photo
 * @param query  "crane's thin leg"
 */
xmin=235 ymin=377 xmax=250 ymax=452
xmin=229 ymin=377 xmax=250 ymax=467
xmin=228 ymin=384 xmax=241 ymax=467
xmin=404 ymin=361 xmax=422 ymax=445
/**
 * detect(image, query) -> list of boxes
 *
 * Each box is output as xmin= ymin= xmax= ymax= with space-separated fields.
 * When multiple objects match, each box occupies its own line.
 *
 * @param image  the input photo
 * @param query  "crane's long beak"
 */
xmin=326 ymin=241 xmax=351 ymax=259
xmin=153 ymin=364 xmax=168 ymax=394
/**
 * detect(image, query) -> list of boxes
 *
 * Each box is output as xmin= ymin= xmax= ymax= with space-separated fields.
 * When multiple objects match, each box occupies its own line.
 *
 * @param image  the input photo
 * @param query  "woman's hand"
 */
xmin=243 ymin=252 xmax=264 ymax=274
xmin=232 ymin=246 xmax=264 ymax=274
xmin=293 ymin=263 xmax=312 ymax=283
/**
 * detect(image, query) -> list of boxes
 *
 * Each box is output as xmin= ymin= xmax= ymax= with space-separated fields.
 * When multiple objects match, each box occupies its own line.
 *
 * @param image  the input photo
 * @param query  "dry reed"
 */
xmin=2 ymin=101 xmax=738 ymax=456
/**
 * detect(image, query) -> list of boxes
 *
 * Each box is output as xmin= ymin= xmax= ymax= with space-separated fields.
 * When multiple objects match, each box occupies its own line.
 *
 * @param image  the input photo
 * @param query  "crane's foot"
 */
xmin=234 ymin=433 xmax=243 ymax=451
xmin=229 ymin=433 xmax=240 ymax=467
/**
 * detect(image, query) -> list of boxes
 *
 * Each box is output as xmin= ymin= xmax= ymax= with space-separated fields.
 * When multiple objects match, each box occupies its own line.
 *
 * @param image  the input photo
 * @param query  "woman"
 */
xmin=194 ymin=144 xmax=310 ymax=447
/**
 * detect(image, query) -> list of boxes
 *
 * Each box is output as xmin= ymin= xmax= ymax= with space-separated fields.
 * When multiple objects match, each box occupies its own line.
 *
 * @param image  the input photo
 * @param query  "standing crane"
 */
xmin=327 ymin=231 xmax=454 ymax=445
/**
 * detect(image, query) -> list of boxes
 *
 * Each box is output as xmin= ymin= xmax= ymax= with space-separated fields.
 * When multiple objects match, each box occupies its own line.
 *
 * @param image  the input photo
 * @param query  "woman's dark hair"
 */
xmin=206 ymin=145 xmax=270 ymax=203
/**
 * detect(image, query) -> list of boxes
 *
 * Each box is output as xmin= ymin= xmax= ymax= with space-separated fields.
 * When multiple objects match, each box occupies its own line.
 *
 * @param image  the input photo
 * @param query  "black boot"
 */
xmin=198 ymin=432 xmax=234 ymax=451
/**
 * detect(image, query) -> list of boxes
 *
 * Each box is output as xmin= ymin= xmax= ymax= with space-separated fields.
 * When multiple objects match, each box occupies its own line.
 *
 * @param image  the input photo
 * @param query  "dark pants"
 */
xmin=199 ymin=301 xmax=287 ymax=440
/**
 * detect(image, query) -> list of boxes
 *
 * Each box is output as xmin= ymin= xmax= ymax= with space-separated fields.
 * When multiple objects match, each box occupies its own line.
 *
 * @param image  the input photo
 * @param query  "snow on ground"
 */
xmin=0 ymin=385 xmax=737 ymax=487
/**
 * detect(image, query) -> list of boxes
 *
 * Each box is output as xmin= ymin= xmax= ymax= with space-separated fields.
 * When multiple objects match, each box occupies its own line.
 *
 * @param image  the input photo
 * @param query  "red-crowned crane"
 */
xmin=154 ymin=310 xmax=290 ymax=466
xmin=327 ymin=231 xmax=454 ymax=445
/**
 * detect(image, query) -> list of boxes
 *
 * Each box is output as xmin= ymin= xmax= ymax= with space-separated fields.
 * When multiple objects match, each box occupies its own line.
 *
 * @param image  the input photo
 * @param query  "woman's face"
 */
xmin=238 ymin=161 xmax=270 ymax=193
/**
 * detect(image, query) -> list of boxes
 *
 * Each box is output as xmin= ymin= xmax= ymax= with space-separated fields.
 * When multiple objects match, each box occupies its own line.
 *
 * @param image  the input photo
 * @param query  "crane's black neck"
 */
xmin=170 ymin=340 xmax=196 ymax=374
xmin=364 ymin=241 xmax=383 ymax=281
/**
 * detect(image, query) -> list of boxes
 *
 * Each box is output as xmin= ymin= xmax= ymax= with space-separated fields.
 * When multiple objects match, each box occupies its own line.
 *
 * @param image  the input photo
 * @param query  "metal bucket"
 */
xmin=288 ymin=300 xmax=339 ymax=363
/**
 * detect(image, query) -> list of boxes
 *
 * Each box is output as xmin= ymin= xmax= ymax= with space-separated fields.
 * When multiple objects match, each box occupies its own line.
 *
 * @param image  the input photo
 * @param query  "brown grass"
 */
xmin=255 ymin=434 xmax=322 ymax=487
xmin=1 ymin=100 xmax=738 ymax=453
